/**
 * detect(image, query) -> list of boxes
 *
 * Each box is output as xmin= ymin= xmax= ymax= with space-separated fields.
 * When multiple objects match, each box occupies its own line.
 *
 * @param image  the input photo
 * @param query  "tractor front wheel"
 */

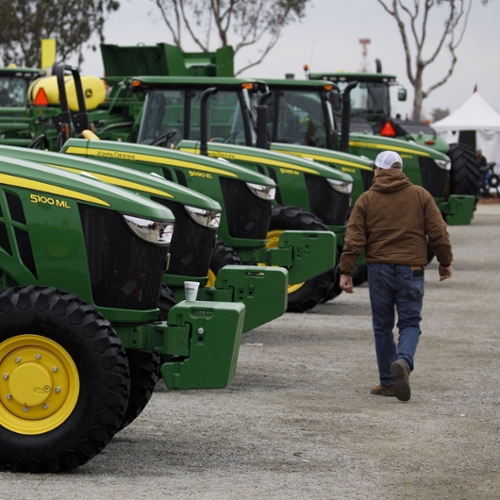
xmin=207 ymin=240 xmax=243 ymax=288
xmin=0 ymin=286 xmax=130 ymax=473
xmin=269 ymin=205 xmax=334 ymax=313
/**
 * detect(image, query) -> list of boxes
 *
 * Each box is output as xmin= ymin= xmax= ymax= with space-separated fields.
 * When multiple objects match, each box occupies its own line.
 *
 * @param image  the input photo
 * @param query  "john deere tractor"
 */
xmin=305 ymin=61 xmax=481 ymax=204
xmin=0 ymin=155 xmax=246 ymax=472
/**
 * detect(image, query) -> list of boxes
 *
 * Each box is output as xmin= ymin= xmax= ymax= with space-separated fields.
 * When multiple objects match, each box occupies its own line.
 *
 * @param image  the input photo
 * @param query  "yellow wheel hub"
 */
xmin=0 ymin=334 xmax=80 ymax=435
xmin=265 ymin=229 xmax=304 ymax=295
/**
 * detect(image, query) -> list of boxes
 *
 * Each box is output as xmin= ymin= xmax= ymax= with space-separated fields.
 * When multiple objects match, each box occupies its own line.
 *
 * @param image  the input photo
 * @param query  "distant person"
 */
xmin=476 ymin=149 xmax=487 ymax=168
xmin=339 ymin=151 xmax=453 ymax=402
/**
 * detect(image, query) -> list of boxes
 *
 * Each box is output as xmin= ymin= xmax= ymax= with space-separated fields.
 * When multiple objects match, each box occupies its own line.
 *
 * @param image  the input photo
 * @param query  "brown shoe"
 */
xmin=391 ymin=360 xmax=411 ymax=402
xmin=370 ymin=384 xmax=395 ymax=397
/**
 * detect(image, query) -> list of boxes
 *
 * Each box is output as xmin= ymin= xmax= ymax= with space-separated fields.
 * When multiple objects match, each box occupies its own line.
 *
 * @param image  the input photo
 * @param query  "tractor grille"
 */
xmin=220 ymin=178 xmax=271 ymax=239
xmin=419 ymin=157 xmax=449 ymax=198
xmin=361 ymin=170 xmax=375 ymax=192
xmin=0 ymin=223 xmax=12 ymax=255
xmin=305 ymin=174 xmax=349 ymax=226
xmin=152 ymin=197 xmax=216 ymax=277
xmin=2 ymin=191 xmax=37 ymax=277
xmin=79 ymin=205 xmax=167 ymax=310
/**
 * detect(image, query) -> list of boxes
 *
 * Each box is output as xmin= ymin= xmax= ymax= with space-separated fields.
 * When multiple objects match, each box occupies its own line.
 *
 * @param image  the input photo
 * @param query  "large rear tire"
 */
xmin=447 ymin=143 xmax=481 ymax=201
xmin=0 ymin=286 xmax=130 ymax=473
xmin=269 ymin=205 xmax=334 ymax=313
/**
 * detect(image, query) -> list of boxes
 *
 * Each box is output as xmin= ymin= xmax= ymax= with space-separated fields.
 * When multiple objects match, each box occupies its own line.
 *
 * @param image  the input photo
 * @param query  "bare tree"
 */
xmin=0 ymin=0 xmax=120 ymax=68
xmin=376 ymin=0 xmax=488 ymax=120
xmin=430 ymin=107 xmax=450 ymax=122
xmin=153 ymin=0 xmax=311 ymax=75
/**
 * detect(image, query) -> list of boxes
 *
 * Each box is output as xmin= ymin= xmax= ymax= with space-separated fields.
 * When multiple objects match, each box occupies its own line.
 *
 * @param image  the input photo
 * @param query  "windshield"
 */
xmin=137 ymin=89 xmax=184 ymax=145
xmin=264 ymin=90 xmax=330 ymax=148
xmin=336 ymin=81 xmax=390 ymax=117
xmin=0 ymin=76 xmax=29 ymax=107
xmin=137 ymin=88 xmax=254 ymax=146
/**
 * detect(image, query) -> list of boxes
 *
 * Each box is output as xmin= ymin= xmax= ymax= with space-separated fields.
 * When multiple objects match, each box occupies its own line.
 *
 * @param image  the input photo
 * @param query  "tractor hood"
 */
xmin=177 ymin=140 xmax=354 ymax=184
xmin=0 ymin=154 xmax=174 ymax=222
xmin=268 ymin=142 xmax=374 ymax=177
xmin=0 ymin=144 xmax=221 ymax=214
xmin=61 ymin=138 xmax=276 ymax=188
xmin=348 ymin=132 xmax=450 ymax=162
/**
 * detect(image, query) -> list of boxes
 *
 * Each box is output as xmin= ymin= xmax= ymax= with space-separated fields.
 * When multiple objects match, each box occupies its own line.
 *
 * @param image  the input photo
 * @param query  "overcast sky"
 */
xmin=77 ymin=0 xmax=500 ymax=120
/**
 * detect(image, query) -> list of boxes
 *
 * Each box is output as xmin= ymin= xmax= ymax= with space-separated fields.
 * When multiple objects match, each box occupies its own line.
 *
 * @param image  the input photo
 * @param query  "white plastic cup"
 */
xmin=184 ymin=281 xmax=200 ymax=301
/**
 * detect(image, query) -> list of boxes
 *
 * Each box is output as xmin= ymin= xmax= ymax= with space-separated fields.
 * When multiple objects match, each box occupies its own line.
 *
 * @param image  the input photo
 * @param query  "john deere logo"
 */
xmin=85 ymin=88 xmax=93 ymax=98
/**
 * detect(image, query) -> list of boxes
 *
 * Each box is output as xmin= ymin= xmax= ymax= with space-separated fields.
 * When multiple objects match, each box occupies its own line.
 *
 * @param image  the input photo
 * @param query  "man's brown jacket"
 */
xmin=339 ymin=169 xmax=453 ymax=275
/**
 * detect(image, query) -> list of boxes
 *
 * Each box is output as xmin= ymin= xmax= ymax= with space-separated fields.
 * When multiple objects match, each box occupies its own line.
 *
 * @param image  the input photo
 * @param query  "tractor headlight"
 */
xmin=246 ymin=182 xmax=276 ymax=201
xmin=123 ymin=215 xmax=174 ymax=246
xmin=435 ymin=159 xmax=451 ymax=171
xmin=327 ymin=178 xmax=353 ymax=194
xmin=185 ymin=205 xmax=221 ymax=228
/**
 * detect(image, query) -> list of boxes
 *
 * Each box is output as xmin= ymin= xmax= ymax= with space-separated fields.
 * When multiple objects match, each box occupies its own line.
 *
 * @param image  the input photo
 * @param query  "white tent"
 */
xmin=433 ymin=91 xmax=500 ymax=165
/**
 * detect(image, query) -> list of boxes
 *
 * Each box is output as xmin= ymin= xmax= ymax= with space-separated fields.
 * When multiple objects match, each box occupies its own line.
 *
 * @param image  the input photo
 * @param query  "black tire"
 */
xmin=208 ymin=240 xmax=243 ymax=287
xmin=0 ymin=286 xmax=130 ymax=473
xmin=269 ymin=205 xmax=334 ymax=313
xmin=119 ymin=349 xmax=161 ymax=430
xmin=447 ymin=143 xmax=481 ymax=200
xmin=351 ymin=264 xmax=368 ymax=286
xmin=159 ymin=284 xmax=177 ymax=321
xmin=320 ymin=247 xmax=342 ymax=303
xmin=210 ymin=240 xmax=243 ymax=273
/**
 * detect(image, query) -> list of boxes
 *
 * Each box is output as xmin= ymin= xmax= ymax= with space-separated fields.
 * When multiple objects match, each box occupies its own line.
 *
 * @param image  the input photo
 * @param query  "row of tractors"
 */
xmin=0 ymin=43 xmax=479 ymax=472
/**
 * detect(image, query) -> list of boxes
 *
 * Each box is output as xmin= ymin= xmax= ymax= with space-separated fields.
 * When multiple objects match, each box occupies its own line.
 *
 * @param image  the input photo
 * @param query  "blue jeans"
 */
xmin=367 ymin=264 xmax=424 ymax=387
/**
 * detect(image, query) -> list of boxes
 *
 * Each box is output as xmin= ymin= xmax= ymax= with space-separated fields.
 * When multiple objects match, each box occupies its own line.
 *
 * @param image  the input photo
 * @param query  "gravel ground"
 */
xmin=1 ymin=204 xmax=499 ymax=500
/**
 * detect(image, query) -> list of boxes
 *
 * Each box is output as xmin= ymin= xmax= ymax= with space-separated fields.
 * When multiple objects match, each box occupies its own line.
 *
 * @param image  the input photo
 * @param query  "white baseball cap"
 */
xmin=375 ymin=151 xmax=403 ymax=170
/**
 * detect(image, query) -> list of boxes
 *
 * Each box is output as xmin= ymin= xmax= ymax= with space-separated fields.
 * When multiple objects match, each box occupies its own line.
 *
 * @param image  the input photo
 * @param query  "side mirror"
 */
xmin=330 ymin=90 xmax=341 ymax=112
xmin=398 ymin=88 xmax=407 ymax=102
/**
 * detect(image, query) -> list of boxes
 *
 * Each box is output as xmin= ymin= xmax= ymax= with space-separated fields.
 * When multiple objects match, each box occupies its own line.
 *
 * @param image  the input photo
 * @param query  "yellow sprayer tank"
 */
xmin=28 ymin=75 xmax=106 ymax=111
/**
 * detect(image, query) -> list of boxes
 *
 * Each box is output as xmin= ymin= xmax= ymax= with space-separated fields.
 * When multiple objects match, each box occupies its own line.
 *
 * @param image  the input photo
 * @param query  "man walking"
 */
xmin=339 ymin=151 xmax=453 ymax=402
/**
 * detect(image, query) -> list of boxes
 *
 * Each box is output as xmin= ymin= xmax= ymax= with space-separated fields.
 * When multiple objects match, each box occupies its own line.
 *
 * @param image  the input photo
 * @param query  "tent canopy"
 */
xmin=433 ymin=92 xmax=500 ymax=132
xmin=432 ymin=91 xmax=500 ymax=164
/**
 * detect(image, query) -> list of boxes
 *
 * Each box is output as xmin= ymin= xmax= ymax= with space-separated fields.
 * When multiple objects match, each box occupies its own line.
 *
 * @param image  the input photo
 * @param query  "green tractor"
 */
xmin=0 ymin=144 xmax=288 ymax=333
xmin=0 ymin=155 xmax=246 ymax=472
xmin=305 ymin=62 xmax=481 ymax=204
xmin=0 ymin=65 xmax=47 ymax=146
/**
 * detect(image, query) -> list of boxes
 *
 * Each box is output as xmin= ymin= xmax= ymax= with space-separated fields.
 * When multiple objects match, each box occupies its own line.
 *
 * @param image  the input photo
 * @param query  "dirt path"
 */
xmin=1 ymin=206 xmax=499 ymax=499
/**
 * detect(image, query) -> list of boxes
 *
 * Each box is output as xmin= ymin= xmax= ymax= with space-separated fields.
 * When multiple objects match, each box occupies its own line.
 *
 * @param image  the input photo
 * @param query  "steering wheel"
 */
xmin=223 ymin=130 xmax=242 ymax=144
xmin=148 ymin=129 xmax=180 ymax=148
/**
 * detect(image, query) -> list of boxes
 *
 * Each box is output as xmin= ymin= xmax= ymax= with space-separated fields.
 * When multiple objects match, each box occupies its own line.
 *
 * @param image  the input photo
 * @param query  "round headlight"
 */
xmin=123 ymin=215 xmax=174 ymax=246
xmin=435 ymin=159 xmax=451 ymax=171
xmin=327 ymin=178 xmax=353 ymax=194
xmin=246 ymin=182 xmax=276 ymax=201
xmin=185 ymin=205 xmax=221 ymax=228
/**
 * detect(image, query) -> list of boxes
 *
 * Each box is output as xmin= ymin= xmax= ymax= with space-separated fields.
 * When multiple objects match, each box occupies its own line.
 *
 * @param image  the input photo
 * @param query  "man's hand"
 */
xmin=340 ymin=274 xmax=354 ymax=293
xmin=439 ymin=264 xmax=452 ymax=281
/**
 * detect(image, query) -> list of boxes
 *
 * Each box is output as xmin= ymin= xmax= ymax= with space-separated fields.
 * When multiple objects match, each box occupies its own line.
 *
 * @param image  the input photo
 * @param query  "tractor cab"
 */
xmin=133 ymin=76 xmax=262 ymax=149
xmin=0 ymin=66 xmax=46 ymax=107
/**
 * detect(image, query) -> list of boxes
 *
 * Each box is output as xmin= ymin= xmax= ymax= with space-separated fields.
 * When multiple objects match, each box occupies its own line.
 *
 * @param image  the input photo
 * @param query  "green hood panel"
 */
xmin=178 ymin=140 xmax=354 ymax=182
xmin=62 ymin=138 xmax=276 ymax=187
xmin=0 ymin=144 xmax=221 ymax=212
xmin=0 ymin=155 xmax=173 ymax=221
xmin=348 ymin=132 xmax=450 ymax=161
